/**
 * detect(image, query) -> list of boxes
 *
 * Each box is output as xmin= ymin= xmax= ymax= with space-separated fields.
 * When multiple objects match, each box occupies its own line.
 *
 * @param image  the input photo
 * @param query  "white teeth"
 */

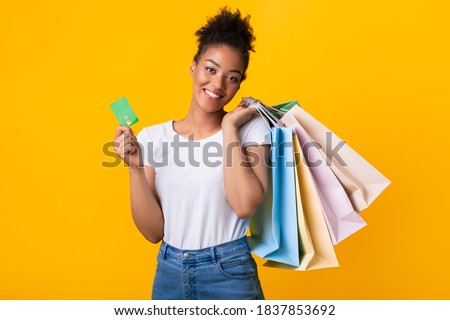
xmin=205 ymin=89 xmax=221 ymax=99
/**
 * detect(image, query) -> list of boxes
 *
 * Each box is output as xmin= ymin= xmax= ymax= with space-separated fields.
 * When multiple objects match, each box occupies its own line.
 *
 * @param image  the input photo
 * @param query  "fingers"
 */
xmin=128 ymin=139 xmax=140 ymax=154
xmin=239 ymin=97 xmax=264 ymax=109
xmin=238 ymin=97 xmax=248 ymax=108
xmin=122 ymin=142 xmax=137 ymax=156
xmin=114 ymin=126 xmax=139 ymax=160
xmin=115 ymin=140 xmax=139 ymax=163
xmin=237 ymin=101 xmax=246 ymax=108
xmin=115 ymin=125 xmax=134 ymax=139
xmin=233 ymin=105 xmax=258 ymax=114
xmin=115 ymin=130 xmax=137 ymax=144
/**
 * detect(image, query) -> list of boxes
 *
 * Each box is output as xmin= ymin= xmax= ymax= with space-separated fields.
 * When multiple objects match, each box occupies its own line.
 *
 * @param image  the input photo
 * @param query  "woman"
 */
xmin=114 ymin=7 xmax=270 ymax=300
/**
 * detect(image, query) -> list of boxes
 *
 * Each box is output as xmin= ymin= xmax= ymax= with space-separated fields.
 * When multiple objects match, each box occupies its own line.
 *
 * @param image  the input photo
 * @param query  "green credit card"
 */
xmin=110 ymin=97 xmax=139 ymax=126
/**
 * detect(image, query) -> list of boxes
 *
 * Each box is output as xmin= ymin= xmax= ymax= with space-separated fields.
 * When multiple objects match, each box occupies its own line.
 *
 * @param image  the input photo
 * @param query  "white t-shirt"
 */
xmin=136 ymin=115 xmax=271 ymax=250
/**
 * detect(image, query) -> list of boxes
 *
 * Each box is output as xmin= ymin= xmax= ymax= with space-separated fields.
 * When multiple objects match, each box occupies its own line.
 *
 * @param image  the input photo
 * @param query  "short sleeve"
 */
xmin=136 ymin=128 xmax=152 ymax=167
xmin=239 ymin=115 xmax=271 ymax=147
xmin=136 ymin=122 xmax=167 ymax=167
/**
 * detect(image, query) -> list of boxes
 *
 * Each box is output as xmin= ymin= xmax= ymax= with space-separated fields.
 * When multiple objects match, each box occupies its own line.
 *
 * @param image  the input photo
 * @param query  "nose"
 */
xmin=211 ymin=75 xmax=225 ymax=90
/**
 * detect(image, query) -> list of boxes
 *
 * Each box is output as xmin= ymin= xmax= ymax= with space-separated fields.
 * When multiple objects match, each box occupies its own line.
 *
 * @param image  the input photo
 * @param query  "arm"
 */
xmin=114 ymin=125 xmax=164 ymax=243
xmin=222 ymin=110 xmax=270 ymax=219
xmin=223 ymin=134 xmax=270 ymax=218
xmin=129 ymin=166 xmax=164 ymax=243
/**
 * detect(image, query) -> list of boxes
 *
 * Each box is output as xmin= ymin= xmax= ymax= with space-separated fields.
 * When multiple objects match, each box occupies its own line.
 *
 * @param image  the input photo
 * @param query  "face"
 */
xmin=189 ymin=45 xmax=245 ymax=113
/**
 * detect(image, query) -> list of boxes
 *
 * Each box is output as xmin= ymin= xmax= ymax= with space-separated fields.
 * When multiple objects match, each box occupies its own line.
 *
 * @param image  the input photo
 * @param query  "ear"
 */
xmin=189 ymin=61 xmax=197 ymax=78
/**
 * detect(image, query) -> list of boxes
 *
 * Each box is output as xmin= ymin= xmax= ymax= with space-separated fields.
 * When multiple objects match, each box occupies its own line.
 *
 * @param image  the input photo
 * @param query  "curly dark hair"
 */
xmin=193 ymin=7 xmax=256 ymax=81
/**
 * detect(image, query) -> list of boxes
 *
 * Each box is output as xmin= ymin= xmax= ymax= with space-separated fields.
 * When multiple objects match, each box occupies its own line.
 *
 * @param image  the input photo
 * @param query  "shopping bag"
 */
xmin=264 ymin=133 xmax=339 ymax=270
xmin=290 ymin=133 xmax=315 ymax=267
xmin=247 ymin=127 xmax=300 ymax=267
xmin=286 ymin=114 xmax=367 ymax=244
xmin=274 ymin=101 xmax=391 ymax=212
xmin=246 ymin=168 xmax=278 ymax=256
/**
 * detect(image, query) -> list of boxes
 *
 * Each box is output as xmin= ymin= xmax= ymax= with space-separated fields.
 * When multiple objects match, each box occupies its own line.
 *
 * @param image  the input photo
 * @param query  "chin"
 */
xmin=199 ymin=98 xmax=228 ymax=112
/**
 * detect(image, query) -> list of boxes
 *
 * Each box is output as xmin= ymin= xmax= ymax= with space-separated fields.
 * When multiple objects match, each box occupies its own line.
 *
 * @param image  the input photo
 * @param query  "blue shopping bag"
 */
xmin=247 ymin=127 xmax=300 ymax=267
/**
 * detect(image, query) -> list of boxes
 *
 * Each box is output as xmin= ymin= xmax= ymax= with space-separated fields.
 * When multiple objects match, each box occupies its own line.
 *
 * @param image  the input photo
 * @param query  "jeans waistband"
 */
xmin=159 ymin=237 xmax=250 ymax=263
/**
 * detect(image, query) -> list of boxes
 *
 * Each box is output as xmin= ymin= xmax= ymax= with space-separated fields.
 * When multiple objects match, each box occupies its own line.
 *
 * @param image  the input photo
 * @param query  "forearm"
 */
xmin=223 ymin=127 xmax=266 ymax=218
xmin=129 ymin=167 xmax=164 ymax=243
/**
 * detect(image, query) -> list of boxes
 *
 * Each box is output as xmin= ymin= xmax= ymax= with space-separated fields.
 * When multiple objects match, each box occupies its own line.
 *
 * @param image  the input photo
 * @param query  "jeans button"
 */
xmin=183 ymin=253 xmax=189 ymax=259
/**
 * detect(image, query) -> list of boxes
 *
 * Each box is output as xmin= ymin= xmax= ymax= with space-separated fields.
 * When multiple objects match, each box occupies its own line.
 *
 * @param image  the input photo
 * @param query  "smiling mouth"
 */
xmin=203 ymin=89 xmax=224 ymax=100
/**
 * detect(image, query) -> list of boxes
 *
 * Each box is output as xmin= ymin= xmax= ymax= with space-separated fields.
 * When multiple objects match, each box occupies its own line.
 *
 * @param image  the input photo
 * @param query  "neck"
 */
xmin=175 ymin=101 xmax=227 ymax=139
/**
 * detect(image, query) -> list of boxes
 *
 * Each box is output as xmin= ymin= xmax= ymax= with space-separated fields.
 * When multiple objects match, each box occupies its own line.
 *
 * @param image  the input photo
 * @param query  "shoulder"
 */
xmin=136 ymin=121 xmax=174 ymax=167
xmin=239 ymin=115 xmax=271 ymax=147
xmin=240 ymin=114 xmax=270 ymax=133
xmin=136 ymin=120 xmax=173 ymax=143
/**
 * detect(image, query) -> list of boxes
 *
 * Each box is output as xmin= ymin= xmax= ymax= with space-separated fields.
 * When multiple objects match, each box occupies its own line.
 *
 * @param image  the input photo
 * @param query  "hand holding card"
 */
xmin=110 ymin=97 xmax=141 ymax=168
xmin=113 ymin=125 xmax=142 ymax=169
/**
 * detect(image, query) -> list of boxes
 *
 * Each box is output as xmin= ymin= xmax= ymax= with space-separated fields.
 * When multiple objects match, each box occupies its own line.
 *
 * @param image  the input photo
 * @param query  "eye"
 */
xmin=227 ymin=75 xmax=240 ymax=83
xmin=205 ymin=67 xmax=215 ymax=74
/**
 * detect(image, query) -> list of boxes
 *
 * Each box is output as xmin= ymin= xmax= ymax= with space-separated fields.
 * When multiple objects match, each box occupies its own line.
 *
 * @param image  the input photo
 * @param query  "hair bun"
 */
xmin=193 ymin=7 xmax=256 ymax=81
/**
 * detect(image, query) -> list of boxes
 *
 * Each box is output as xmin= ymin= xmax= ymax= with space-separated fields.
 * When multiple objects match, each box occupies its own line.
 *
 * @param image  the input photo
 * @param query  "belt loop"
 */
xmin=162 ymin=242 xmax=168 ymax=260
xmin=210 ymin=246 xmax=217 ymax=264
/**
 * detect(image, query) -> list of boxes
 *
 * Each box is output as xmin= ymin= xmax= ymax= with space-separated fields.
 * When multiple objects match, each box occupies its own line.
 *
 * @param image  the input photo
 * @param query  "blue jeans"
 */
xmin=152 ymin=237 xmax=265 ymax=300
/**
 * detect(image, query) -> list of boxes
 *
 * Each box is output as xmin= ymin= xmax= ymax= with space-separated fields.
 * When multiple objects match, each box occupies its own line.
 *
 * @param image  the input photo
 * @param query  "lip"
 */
xmin=203 ymin=88 xmax=225 ymax=101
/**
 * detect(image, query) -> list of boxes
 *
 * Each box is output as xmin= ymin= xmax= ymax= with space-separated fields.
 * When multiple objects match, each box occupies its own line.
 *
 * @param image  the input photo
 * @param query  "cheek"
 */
xmin=194 ymin=72 xmax=210 ymax=86
xmin=227 ymin=83 xmax=240 ymax=95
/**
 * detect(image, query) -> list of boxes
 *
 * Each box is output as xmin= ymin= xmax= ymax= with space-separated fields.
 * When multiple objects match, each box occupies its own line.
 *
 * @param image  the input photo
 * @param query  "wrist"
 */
xmin=129 ymin=165 xmax=145 ymax=175
xmin=222 ymin=122 xmax=239 ymax=135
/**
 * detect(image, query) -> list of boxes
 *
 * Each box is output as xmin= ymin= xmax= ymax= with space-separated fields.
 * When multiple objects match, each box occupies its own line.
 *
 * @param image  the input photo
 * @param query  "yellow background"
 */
xmin=1 ymin=0 xmax=449 ymax=299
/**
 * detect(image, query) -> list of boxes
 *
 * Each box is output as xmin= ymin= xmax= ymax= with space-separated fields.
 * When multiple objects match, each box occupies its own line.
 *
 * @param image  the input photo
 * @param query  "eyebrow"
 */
xmin=205 ymin=59 xmax=242 ymax=75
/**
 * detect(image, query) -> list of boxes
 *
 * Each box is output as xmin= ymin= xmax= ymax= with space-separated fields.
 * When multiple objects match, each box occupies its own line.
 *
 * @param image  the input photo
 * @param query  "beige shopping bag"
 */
xmin=264 ymin=135 xmax=339 ymax=271
xmin=281 ymin=104 xmax=391 ymax=212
